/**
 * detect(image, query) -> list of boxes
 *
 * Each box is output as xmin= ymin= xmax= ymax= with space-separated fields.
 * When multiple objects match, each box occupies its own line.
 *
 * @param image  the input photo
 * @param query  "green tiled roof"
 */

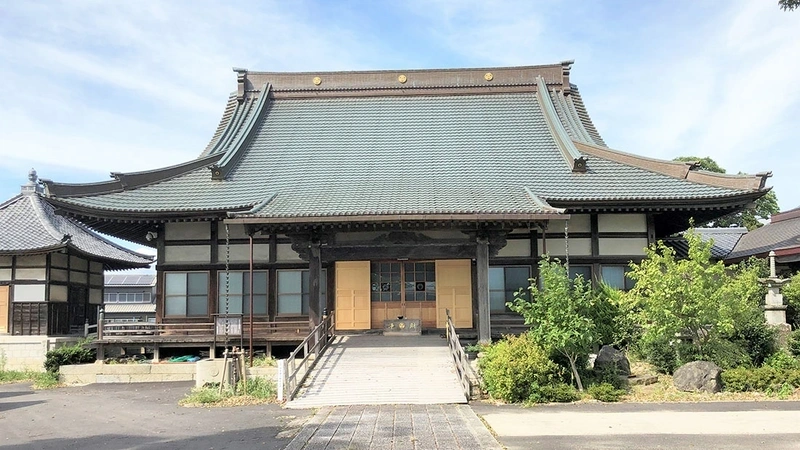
xmin=50 ymin=92 xmax=757 ymax=219
xmin=43 ymin=64 xmax=768 ymax=223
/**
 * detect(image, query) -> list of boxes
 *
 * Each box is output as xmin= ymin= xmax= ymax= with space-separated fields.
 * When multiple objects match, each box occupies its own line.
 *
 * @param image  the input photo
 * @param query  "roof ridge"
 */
xmin=199 ymin=93 xmax=240 ymax=157
xmin=535 ymin=76 xmax=587 ymax=173
xmin=568 ymin=84 xmax=607 ymax=147
xmin=27 ymin=194 xmax=69 ymax=245
xmin=211 ymin=83 xmax=272 ymax=180
xmin=565 ymin=95 xmax=594 ymax=143
xmin=0 ymin=193 xmax=23 ymax=210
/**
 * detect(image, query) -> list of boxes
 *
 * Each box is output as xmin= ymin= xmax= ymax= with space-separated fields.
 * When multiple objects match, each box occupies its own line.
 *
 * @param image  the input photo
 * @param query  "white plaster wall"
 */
xmin=15 ymin=268 xmax=46 ymax=280
xmin=0 ymin=269 xmax=11 ymax=281
xmin=165 ymin=222 xmax=211 ymax=241
xmin=598 ymin=214 xmax=647 ymax=233
xmin=496 ymin=239 xmax=531 ymax=257
xmin=90 ymin=289 xmax=102 ymax=305
xmin=50 ymin=285 xmax=68 ymax=302
xmin=598 ymin=238 xmax=648 ymax=256
xmin=13 ymin=284 xmax=46 ymax=302
xmin=16 ymin=255 xmax=46 ymax=267
xmin=50 ymin=253 xmax=68 ymax=268
xmin=216 ymin=244 xmax=270 ymax=263
xmin=276 ymin=243 xmax=302 ymax=261
xmin=548 ymin=214 xmax=592 ymax=233
xmin=50 ymin=269 xmax=68 ymax=282
xmin=216 ymin=223 xmax=251 ymax=240
xmin=163 ymin=245 xmax=211 ymax=264
xmin=537 ymin=238 xmax=592 ymax=257
xmin=70 ymin=256 xmax=88 ymax=271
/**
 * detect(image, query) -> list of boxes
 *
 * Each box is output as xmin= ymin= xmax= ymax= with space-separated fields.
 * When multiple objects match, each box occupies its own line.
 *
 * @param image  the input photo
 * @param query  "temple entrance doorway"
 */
xmin=370 ymin=261 xmax=437 ymax=329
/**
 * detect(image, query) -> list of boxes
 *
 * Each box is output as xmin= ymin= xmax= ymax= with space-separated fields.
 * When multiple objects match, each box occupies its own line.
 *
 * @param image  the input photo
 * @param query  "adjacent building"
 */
xmin=37 ymin=62 xmax=770 ymax=346
xmin=103 ymin=274 xmax=157 ymax=323
xmin=0 ymin=171 xmax=152 ymax=369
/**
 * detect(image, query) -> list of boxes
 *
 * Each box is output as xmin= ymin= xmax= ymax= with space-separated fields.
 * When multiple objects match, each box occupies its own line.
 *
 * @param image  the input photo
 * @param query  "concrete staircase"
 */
xmin=286 ymin=334 xmax=467 ymax=409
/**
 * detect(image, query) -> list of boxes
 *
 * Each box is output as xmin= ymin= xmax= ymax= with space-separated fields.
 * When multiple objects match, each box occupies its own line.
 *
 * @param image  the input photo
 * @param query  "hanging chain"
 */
xmin=224 ymin=223 xmax=231 ymax=343
xmin=564 ymin=219 xmax=570 ymax=273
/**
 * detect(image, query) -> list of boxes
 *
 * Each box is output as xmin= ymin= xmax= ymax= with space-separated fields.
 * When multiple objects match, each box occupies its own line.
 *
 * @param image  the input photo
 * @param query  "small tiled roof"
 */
xmin=664 ymin=227 xmax=748 ymax=260
xmin=104 ymin=274 xmax=156 ymax=286
xmin=40 ymin=63 xmax=770 ymax=230
xmin=0 ymin=192 xmax=152 ymax=270
xmin=727 ymin=207 xmax=800 ymax=261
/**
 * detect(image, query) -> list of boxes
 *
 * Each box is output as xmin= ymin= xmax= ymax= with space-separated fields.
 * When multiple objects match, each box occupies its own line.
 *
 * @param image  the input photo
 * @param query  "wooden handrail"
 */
xmin=446 ymin=309 xmax=477 ymax=400
xmin=277 ymin=312 xmax=336 ymax=402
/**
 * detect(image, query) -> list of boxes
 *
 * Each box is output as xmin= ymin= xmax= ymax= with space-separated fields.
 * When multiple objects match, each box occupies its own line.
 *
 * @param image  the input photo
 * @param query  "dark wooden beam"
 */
xmin=476 ymin=236 xmax=491 ymax=344
xmin=308 ymin=239 xmax=322 ymax=327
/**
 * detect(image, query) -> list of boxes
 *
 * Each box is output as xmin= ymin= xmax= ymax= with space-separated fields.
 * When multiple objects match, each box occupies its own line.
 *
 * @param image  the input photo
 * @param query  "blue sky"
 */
xmin=1 ymin=0 xmax=799 ymax=227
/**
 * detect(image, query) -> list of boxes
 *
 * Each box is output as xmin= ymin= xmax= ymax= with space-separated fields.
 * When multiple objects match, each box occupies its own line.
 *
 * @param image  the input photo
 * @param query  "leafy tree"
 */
xmin=673 ymin=155 xmax=778 ymax=230
xmin=509 ymin=257 xmax=596 ymax=391
xmin=780 ymin=0 xmax=799 ymax=11
xmin=625 ymin=230 xmax=766 ymax=360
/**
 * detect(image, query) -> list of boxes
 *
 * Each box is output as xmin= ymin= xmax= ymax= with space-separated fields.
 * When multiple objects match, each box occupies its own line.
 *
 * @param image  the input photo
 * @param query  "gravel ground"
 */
xmin=0 ymin=381 xmax=312 ymax=450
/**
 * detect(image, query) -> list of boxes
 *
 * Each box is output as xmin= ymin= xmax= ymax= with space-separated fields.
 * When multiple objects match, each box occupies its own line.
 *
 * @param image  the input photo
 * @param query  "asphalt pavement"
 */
xmin=4 ymin=381 xmax=800 ymax=450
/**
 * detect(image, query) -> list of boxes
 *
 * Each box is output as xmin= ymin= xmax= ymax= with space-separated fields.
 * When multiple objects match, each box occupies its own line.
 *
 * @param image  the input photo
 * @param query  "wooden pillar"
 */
xmin=476 ymin=236 xmax=491 ymax=344
xmin=308 ymin=240 xmax=322 ymax=327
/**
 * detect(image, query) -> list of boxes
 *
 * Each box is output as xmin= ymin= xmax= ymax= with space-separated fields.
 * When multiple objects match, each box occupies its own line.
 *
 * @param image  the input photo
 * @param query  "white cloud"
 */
xmin=1 ymin=0 xmax=799 ymax=216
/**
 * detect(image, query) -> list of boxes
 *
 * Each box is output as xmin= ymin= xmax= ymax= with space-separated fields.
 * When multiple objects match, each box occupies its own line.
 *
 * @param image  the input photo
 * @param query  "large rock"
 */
xmin=594 ymin=345 xmax=631 ymax=377
xmin=673 ymin=361 xmax=722 ymax=393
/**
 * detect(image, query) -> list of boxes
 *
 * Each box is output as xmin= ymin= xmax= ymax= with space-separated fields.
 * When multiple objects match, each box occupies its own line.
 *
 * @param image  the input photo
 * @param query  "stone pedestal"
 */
xmin=383 ymin=319 xmax=422 ymax=336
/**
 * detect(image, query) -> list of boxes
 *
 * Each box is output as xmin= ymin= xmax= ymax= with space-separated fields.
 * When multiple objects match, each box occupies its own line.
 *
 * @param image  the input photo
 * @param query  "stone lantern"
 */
xmin=759 ymin=251 xmax=791 ymax=330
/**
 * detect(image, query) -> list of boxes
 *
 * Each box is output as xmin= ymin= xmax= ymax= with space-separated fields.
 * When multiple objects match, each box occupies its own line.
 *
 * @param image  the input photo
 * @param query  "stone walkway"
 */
xmin=287 ymin=334 xmax=466 ymax=409
xmin=284 ymin=404 xmax=502 ymax=450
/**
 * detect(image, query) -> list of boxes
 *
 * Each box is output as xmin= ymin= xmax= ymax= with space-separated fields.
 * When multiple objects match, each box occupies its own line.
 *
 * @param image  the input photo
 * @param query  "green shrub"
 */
xmin=478 ymin=333 xmax=564 ymax=403
xmin=764 ymin=349 xmax=800 ymax=370
xmin=787 ymin=330 xmax=800 ymax=357
xmin=722 ymin=366 xmax=800 ymax=392
xmin=705 ymin=339 xmax=752 ymax=370
xmin=587 ymin=382 xmax=626 ymax=402
xmin=43 ymin=341 xmax=95 ymax=374
xmin=527 ymin=383 xmax=578 ymax=404
xmin=725 ymin=317 xmax=777 ymax=366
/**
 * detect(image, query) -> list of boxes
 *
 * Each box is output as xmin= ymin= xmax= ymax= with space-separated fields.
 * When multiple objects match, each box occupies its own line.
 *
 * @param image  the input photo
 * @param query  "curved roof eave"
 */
xmin=40 ymin=152 xmax=223 ymax=198
xmin=573 ymin=141 xmax=770 ymax=192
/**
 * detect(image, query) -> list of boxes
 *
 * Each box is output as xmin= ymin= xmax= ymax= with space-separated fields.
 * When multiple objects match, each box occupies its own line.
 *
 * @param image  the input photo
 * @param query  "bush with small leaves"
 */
xmin=478 ymin=333 xmax=564 ymax=403
xmin=763 ymin=350 xmax=800 ymax=370
xmin=43 ymin=341 xmax=95 ymax=374
xmin=587 ymin=382 xmax=626 ymax=402
xmin=787 ymin=329 xmax=800 ymax=358
xmin=526 ymin=383 xmax=579 ymax=404
xmin=722 ymin=366 xmax=800 ymax=392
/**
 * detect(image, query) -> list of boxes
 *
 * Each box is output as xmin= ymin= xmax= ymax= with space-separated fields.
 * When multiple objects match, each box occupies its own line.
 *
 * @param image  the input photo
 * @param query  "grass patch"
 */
xmin=0 ymin=370 xmax=32 ymax=384
xmin=0 ymin=370 xmax=61 ymax=389
xmin=180 ymin=376 xmax=277 ymax=407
